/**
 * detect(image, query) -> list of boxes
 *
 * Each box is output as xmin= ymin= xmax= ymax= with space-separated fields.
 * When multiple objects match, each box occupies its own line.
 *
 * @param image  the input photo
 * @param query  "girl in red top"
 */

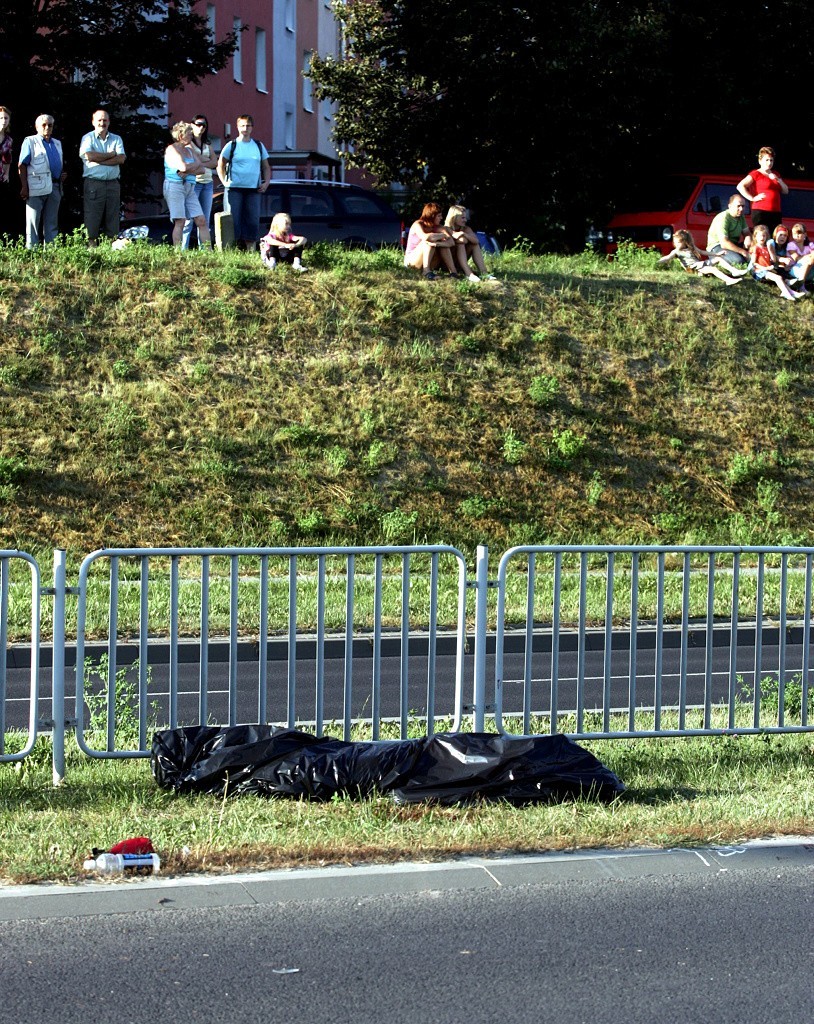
xmin=748 ymin=224 xmax=804 ymax=300
xmin=737 ymin=146 xmax=788 ymax=233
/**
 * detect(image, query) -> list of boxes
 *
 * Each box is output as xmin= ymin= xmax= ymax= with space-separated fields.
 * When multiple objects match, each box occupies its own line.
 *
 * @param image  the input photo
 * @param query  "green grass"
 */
xmin=3 ymin=548 xmax=813 ymax=644
xmin=4 ymin=235 xmax=814 ymax=880
xmin=2 ymin=720 xmax=813 ymax=884
xmin=3 ymin=235 xmax=814 ymax=566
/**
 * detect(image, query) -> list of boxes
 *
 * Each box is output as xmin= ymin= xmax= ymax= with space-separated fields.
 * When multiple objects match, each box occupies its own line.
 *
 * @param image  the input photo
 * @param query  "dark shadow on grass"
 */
xmin=620 ymin=786 xmax=700 ymax=805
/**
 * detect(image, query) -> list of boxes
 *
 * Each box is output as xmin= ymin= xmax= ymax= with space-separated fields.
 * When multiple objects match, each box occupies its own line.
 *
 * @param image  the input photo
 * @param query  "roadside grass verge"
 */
xmin=2 ymin=715 xmax=813 ymax=884
xmin=4 ymin=549 xmax=814 ymax=643
xmin=3 ymin=235 xmax=814 ymax=568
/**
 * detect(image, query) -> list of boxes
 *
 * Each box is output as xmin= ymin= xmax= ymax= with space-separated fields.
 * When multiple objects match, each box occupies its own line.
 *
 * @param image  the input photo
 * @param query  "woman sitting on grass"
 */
xmin=657 ymin=230 xmax=746 ymax=285
xmin=404 ymin=202 xmax=458 ymax=280
xmin=260 ymin=213 xmax=308 ymax=272
xmin=748 ymin=224 xmax=805 ymax=300
xmin=444 ymin=205 xmax=495 ymax=282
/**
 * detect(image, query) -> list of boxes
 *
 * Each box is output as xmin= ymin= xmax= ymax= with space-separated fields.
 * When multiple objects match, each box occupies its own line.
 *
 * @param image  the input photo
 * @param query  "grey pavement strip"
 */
xmin=1 ymin=836 xmax=812 ymax=922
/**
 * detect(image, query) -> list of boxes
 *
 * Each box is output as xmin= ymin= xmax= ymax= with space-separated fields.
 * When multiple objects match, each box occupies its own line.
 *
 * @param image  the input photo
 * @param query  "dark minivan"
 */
xmin=122 ymin=179 xmax=403 ymax=248
xmin=214 ymin=179 xmax=403 ymax=249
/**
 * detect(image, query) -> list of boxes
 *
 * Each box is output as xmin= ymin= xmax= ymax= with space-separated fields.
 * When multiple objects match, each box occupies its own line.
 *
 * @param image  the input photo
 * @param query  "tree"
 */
xmin=309 ymin=1 xmax=667 ymax=246
xmin=310 ymin=2 xmax=814 ymax=248
xmin=0 ymin=1 xmax=235 ymax=215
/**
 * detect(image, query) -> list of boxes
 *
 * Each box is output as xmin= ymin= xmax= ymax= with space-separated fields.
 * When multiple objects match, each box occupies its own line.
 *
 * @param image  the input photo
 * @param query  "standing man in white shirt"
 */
xmin=18 ymin=114 xmax=66 ymax=248
xmin=79 ymin=109 xmax=126 ymax=245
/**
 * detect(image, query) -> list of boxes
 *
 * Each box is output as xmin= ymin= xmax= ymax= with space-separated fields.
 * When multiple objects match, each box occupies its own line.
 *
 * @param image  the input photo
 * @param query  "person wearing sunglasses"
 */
xmin=181 ymin=115 xmax=218 ymax=249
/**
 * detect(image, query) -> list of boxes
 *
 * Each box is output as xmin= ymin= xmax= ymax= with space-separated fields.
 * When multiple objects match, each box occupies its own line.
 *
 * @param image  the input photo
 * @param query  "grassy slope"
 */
xmin=2 ymin=237 xmax=814 ymax=561
xmin=4 ymin=243 xmax=814 ymax=882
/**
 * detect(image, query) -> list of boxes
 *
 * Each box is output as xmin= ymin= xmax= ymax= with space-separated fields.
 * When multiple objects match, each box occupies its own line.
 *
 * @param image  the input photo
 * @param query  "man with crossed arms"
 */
xmin=79 ymin=109 xmax=126 ymax=245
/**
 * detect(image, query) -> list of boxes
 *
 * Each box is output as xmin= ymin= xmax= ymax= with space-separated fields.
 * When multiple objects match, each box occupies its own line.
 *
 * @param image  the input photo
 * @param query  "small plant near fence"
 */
xmin=83 ymin=656 xmax=158 ymax=749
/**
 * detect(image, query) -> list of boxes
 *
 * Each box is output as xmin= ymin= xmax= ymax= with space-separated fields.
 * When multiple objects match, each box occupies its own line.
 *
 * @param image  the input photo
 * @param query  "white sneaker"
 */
xmin=467 ymin=273 xmax=480 ymax=282
xmin=293 ymin=262 xmax=308 ymax=273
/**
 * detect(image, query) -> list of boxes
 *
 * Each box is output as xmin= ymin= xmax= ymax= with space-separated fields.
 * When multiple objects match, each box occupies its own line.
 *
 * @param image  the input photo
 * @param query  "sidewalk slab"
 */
xmin=1 ymin=837 xmax=812 ymax=922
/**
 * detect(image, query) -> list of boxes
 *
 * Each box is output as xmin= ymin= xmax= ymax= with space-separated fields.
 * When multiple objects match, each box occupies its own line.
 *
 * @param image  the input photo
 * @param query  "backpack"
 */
xmin=223 ymin=137 xmax=264 ymax=185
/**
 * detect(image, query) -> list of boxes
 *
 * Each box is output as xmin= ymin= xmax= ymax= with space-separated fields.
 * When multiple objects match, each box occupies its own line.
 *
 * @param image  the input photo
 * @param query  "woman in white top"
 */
xmin=163 ymin=122 xmax=210 ymax=247
xmin=181 ymin=115 xmax=218 ymax=249
xmin=444 ymin=205 xmax=495 ymax=282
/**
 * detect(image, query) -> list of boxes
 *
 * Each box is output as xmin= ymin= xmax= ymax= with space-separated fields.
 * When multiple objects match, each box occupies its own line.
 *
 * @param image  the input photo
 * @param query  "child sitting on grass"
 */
xmin=748 ymin=223 xmax=805 ymax=300
xmin=260 ymin=213 xmax=308 ymax=272
xmin=657 ymin=230 xmax=746 ymax=285
xmin=786 ymin=222 xmax=814 ymax=288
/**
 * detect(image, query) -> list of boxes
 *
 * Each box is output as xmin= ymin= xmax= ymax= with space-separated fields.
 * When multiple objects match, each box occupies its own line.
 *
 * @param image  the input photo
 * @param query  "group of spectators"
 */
xmin=0 ymin=107 xmax=125 ymax=248
xmin=659 ymin=146 xmax=814 ymax=301
xmin=0 ymin=106 xmax=274 ymax=252
xmin=404 ymin=202 xmax=495 ymax=282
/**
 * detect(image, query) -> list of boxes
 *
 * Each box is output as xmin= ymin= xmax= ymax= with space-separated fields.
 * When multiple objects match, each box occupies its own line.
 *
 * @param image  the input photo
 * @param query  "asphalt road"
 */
xmin=1 ymin=843 xmax=812 ymax=1024
xmin=2 ymin=625 xmax=811 ymax=733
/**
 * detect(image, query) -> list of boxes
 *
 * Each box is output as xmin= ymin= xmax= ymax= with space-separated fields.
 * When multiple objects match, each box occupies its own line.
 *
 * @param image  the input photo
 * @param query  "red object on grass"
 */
xmin=109 ymin=837 xmax=155 ymax=855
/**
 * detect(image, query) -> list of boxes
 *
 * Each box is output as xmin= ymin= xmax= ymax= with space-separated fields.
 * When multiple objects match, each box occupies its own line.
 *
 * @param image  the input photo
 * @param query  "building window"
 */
xmin=302 ymin=51 xmax=313 ymax=112
xmin=256 ymin=29 xmax=267 ymax=93
xmin=206 ymin=3 xmax=215 ymax=40
xmin=285 ymin=110 xmax=295 ymax=150
xmin=285 ymin=0 xmax=295 ymax=32
xmin=233 ymin=17 xmax=242 ymax=82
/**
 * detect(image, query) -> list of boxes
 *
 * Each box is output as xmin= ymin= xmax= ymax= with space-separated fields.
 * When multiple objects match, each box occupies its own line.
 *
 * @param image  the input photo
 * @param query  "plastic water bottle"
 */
xmin=83 ymin=852 xmax=161 ymax=875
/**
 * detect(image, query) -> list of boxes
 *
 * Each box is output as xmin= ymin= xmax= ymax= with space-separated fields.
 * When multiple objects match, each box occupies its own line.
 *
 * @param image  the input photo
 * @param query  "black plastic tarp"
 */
xmin=151 ymin=725 xmax=625 ymax=805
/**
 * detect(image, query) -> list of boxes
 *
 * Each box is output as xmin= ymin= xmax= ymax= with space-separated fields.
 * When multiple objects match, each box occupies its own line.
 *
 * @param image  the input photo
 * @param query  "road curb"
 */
xmin=1 ymin=837 xmax=812 ymax=922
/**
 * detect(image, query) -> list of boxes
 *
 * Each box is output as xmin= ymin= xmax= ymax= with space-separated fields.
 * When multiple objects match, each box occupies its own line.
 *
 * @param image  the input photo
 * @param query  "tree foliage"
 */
xmin=0 ymin=1 xmax=235 ymax=207
xmin=310 ymin=1 xmax=814 ymax=248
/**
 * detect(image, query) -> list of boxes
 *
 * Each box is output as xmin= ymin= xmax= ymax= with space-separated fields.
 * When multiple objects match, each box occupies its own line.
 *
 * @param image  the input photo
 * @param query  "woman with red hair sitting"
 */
xmin=404 ymin=202 xmax=458 ymax=280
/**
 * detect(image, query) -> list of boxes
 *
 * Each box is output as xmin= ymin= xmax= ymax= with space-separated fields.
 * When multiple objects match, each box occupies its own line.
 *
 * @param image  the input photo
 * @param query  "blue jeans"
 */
xmin=224 ymin=187 xmax=260 ymax=244
xmin=181 ymin=180 xmax=213 ymax=249
xmin=24 ymin=182 xmax=61 ymax=248
xmin=709 ymin=244 xmax=747 ymax=267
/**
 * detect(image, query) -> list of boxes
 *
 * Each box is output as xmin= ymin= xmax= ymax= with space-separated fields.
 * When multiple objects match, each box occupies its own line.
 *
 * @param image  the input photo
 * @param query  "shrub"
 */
xmin=380 ymin=508 xmax=418 ymax=541
xmin=614 ymin=238 xmax=660 ymax=270
xmin=528 ymin=374 xmax=560 ymax=406
xmin=728 ymin=451 xmax=774 ymax=486
xmin=502 ymin=428 xmax=526 ymax=465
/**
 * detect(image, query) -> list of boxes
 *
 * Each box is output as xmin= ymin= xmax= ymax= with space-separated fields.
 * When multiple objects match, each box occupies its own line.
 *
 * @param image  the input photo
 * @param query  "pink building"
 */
xmin=166 ymin=0 xmax=343 ymax=179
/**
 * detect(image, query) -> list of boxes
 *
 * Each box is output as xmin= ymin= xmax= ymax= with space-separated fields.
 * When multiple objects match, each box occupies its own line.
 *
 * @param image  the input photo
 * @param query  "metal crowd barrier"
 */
xmin=4 ymin=543 xmax=814 ymax=784
xmin=0 ymin=551 xmax=41 ymax=764
xmin=493 ymin=545 xmax=814 ymax=739
xmin=71 ymin=546 xmax=469 ymax=772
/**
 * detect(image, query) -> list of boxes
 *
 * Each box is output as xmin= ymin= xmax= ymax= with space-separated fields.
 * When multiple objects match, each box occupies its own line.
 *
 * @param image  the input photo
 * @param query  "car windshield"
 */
xmin=616 ymin=175 xmax=699 ymax=213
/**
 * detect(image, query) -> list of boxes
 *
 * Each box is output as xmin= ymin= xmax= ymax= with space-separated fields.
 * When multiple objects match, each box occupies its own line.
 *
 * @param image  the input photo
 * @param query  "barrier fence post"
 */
xmin=472 ymin=545 xmax=489 ymax=732
xmin=52 ymin=549 xmax=66 ymax=786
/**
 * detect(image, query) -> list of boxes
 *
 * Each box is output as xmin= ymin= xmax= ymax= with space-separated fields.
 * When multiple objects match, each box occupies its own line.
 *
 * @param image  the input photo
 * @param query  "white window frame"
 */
xmin=302 ymin=51 xmax=313 ymax=112
xmin=256 ymin=29 xmax=267 ymax=93
xmin=206 ymin=3 xmax=216 ymax=41
xmin=233 ymin=17 xmax=243 ymax=83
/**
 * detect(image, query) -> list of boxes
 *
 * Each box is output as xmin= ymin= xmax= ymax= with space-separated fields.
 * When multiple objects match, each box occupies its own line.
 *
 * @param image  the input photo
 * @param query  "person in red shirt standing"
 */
xmin=737 ymin=146 xmax=788 ymax=234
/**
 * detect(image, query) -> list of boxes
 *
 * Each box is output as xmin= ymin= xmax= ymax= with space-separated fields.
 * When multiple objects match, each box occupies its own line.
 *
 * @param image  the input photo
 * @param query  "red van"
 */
xmin=598 ymin=173 xmax=814 ymax=255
